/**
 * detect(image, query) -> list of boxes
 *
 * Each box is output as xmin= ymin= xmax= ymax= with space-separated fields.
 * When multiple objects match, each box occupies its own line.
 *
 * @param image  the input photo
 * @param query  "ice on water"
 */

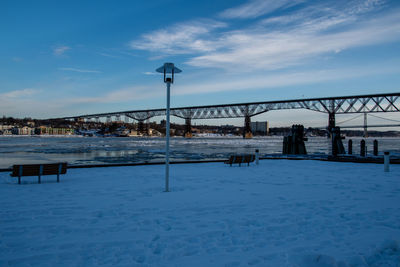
xmin=1 ymin=136 xmax=399 ymax=168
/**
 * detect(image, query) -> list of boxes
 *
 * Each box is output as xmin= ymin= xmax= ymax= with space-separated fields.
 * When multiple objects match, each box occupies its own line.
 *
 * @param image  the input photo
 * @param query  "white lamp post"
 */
xmin=156 ymin=63 xmax=182 ymax=192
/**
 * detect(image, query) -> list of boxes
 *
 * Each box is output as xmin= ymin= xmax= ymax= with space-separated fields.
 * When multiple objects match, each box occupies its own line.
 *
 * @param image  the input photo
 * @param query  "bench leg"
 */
xmin=18 ymin=165 xmax=22 ymax=184
xmin=38 ymin=165 xmax=43 ymax=184
xmin=57 ymin=163 xmax=62 ymax=183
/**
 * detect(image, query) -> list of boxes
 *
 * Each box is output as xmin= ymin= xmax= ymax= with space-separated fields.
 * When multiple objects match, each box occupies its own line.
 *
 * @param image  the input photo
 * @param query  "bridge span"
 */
xmin=57 ymin=92 xmax=400 ymax=138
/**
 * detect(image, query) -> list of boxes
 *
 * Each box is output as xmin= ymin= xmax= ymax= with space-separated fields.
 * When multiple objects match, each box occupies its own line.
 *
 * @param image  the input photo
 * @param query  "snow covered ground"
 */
xmin=1 ymin=160 xmax=400 ymax=266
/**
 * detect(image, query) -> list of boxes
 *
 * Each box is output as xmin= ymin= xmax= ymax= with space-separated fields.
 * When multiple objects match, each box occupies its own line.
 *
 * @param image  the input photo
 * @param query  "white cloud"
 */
xmin=174 ymin=65 xmax=400 ymax=96
xmin=130 ymin=20 xmax=227 ymax=55
xmin=1 ymin=88 xmax=41 ymax=98
xmin=53 ymin=45 xmax=71 ymax=56
xmin=59 ymin=67 xmax=101 ymax=73
xmin=220 ymin=0 xmax=304 ymax=19
xmin=187 ymin=12 xmax=400 ymax=70
xmin=142 ymin=72 xmax=160 ymax=75
xmin=131 ymin=1 xmax=399 ymax=72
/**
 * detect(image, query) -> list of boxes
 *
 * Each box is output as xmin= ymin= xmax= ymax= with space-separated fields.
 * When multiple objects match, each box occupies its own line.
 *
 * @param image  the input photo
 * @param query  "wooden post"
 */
xmin=348 ymin=139 xmax=352 ymax=155
xmin=373 ymin=139 xmax=378 ymax=156
xmin=360 ymin=140 xmax=366 ymax=157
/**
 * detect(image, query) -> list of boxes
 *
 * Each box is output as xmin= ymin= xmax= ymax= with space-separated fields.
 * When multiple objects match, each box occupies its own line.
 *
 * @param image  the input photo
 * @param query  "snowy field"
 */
xmin=1 ymin=160 xmax=400 ymax=266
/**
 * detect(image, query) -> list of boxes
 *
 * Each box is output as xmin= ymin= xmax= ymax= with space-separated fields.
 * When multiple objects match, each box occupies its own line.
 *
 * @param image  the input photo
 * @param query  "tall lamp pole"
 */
xmin=156 ymin=63 xmax=182 ymax=192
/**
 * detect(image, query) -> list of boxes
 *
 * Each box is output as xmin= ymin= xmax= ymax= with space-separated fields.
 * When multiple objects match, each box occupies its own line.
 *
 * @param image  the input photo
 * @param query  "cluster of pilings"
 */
xmin=281 ymin=122 xmax=382 ymax=157
xmin=282 ymin=125 xmax=308 ymax=155
xmin=348 ymin=139 xmax=380 ymax=157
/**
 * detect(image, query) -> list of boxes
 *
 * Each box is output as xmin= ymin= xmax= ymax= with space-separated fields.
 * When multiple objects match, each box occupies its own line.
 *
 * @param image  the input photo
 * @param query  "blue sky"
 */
xmin=1 ymin=0 xmax=400 ymax=127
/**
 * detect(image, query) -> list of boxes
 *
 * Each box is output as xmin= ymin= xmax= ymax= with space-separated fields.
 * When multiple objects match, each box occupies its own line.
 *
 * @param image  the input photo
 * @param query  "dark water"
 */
xmin=0 ymin=136 xmax=399 ymax=168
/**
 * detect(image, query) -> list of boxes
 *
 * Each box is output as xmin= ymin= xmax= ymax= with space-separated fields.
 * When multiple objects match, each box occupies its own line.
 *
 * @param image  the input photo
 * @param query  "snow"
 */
xmin=1 ymin=160 xmax=400 ymax=266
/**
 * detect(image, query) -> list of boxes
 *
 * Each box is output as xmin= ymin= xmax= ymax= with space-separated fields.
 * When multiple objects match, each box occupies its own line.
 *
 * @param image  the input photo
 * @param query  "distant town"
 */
xmin=1 ymin=116 xmax=399 ymax=137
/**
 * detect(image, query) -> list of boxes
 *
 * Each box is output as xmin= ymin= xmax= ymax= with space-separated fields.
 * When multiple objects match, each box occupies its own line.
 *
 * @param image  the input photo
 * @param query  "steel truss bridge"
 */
xmin=58 ymin=92 xmax=400 ymax=137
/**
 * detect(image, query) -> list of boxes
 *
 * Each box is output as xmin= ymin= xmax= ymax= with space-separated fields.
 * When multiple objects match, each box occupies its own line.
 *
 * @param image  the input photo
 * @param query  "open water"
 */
xmin=0 ymin=136 xmax=399 ymax=168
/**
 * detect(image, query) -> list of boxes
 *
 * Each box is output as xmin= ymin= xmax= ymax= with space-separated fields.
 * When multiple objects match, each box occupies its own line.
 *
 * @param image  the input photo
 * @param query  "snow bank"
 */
xmin=1 ymin=160 xmax=399 ymax=266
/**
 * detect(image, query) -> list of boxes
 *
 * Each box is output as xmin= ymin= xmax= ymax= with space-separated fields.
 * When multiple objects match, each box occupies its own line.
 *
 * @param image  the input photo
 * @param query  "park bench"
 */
xmin=10 ymin=163 xmax=68 ymax=184
xmin=224 ymin=154 xmax=255 ymax=166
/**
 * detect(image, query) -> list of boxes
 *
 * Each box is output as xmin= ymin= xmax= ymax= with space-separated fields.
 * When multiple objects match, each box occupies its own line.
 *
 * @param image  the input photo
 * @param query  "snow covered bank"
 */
xmin=1 ymin=160 xmax=400 ymax=266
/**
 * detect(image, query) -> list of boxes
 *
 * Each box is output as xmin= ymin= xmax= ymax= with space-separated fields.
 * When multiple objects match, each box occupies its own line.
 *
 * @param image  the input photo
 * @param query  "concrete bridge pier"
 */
xmin=243 ymin=115 xmax=253 ymax=139
xmin=327 ymin=112 xmax=335 ymax=138
xmin=137 ymin=120 xmax=148 ymax=136
xmin=184 ymin=118 xmax=193 ymax=138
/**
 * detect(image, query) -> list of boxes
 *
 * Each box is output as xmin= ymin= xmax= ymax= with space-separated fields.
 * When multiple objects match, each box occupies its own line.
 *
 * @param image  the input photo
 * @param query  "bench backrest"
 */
xmin=11 ymin=163 xmax=67 ymax=177
xmin=228 ymin=154 xmax=255 ymax=164
xmin=243 ymin=154 xmax=255 ymax=162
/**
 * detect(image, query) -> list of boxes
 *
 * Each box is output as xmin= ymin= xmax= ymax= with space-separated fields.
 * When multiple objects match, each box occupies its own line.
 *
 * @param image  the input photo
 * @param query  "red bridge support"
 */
xmin=243 ymin=115 xmax=253 ymax=139
xmin=184 ymin=118 xmax=192 ymax=138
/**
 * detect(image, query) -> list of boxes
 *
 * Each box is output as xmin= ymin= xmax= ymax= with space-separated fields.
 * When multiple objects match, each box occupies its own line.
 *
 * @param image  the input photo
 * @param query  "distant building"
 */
xmin=0 ymin=125 xmax=13 ymax=135
xmin=35 ymin=126 xmax=74 ymax=135
xmin=251 ymin=121 xmax=269 ymax=135
xmin=12 ymin=126 xmax=34 ymax=135
xmin=27 ymin=121 xmax=35 ymax=127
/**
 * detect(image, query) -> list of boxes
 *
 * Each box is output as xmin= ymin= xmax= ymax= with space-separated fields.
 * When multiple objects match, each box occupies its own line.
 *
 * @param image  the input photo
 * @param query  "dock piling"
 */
xmin=360 ymin=139 xmax=366 ymax=157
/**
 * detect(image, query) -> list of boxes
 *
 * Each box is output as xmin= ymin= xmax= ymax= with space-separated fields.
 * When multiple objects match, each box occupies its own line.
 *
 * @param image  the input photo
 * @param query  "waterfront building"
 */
xmin=34 ymin=126 xmax=74 ymax=135
xmin=0 ymin=125 xmax=13 ymax=135
xmin=251 ymin=121 xmax=269 ymax=135
xmin=11 ymin=126 xmax=35 ymax=135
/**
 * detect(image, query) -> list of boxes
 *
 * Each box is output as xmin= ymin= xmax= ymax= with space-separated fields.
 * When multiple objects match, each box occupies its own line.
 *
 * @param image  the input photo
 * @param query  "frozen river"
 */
xmin=0 ymin=136 xmax=399 ymax=168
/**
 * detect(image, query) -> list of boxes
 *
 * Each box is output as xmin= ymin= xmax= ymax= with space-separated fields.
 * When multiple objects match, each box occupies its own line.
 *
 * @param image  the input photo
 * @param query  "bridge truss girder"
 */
xmin=59 ymin=93 xmax=400 ymax=122
xmin=125 ymin=111 xmax=164 ymax=122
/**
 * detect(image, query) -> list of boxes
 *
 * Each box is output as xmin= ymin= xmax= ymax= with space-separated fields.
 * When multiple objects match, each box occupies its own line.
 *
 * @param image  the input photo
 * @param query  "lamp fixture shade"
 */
xmin=156 ymin=63 xmax=182 ymax=74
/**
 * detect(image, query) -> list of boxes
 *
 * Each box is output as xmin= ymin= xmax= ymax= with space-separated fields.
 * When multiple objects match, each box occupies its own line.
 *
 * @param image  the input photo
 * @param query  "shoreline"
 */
xmin=1 ymin=154 xmax=399 ymax=173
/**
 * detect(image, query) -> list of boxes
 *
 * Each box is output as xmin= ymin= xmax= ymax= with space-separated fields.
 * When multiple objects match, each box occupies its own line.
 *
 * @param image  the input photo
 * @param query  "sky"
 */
xmin=1 ymin=0 xmax=400 ymax=127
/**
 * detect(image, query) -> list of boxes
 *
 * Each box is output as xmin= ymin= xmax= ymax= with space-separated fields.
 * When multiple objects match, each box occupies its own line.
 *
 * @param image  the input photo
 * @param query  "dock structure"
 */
xmin=57 ymin=92 xmax=400 ymax=139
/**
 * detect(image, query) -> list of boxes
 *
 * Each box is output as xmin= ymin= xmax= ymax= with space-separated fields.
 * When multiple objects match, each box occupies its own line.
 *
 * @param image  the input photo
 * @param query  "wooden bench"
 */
xmin=224 ymin=154 xmax=255 ymax=166
xmin=10 ymin=163 xmax=68 ymax=184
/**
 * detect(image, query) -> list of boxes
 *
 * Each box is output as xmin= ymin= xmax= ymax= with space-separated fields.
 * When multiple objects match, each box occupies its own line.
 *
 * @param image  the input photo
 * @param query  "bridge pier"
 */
xmin=137 ymin=120 xmax=148 ymax=136
xmin=331 ymin=127 xmax=345 ymax=156
xmin=243 ymin=115 xmax=253 ymax=139
xmin=328 ymin=112 xmax=335 ymax=138
xmin=283 ymin=125 xmax=308 ymax=154
xmin=184 ymin=118 xmax=193 ymax=138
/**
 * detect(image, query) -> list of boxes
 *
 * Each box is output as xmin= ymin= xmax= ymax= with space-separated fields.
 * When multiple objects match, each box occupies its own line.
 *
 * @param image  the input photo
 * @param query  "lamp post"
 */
xmin=156 ymin=63 xmax=182 ymax=192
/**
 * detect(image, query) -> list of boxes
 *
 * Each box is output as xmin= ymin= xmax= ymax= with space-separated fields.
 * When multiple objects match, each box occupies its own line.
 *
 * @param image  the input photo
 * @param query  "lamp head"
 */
xmin=156 ymin=62 xmax=182 ymax=83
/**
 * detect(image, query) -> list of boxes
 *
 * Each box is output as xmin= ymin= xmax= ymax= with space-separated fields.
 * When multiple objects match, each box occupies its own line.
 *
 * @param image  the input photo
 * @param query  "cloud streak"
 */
xmin=188 ymin=11 xmax=400 ymax=70
xmin=53 ymin=45 xmax=71 ymax=56
xmin=1 ymin=88 xmax=41 ymax=99
xmin=131 ymin=0 xmax=400 ymax=72
xmin=174 ymin=65 xmax=400 ymax=96
xmin=220 ymin=0 xmax=304 ymax=19
xmin=59 ymin=67 xmax=102 ymax=73
xmin=130 ymin=20 xmax=227 ymax=55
